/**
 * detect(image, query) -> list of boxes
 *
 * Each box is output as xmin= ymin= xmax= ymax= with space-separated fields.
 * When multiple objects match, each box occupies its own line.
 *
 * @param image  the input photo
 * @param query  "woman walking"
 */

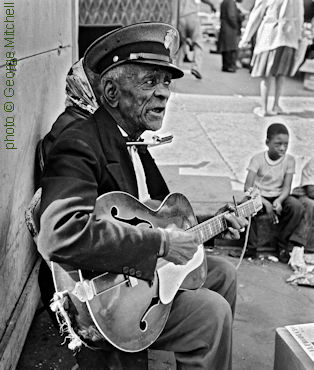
xmin=239 ymin=0 xmax=304 ymax=117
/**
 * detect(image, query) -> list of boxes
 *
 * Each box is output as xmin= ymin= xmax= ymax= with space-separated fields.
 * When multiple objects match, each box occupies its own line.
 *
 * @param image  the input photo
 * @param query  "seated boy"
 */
xmin=291 ymin=157 xmax=314 ymax=252
xmin=244 ymin=123 xmax=304 ymax=262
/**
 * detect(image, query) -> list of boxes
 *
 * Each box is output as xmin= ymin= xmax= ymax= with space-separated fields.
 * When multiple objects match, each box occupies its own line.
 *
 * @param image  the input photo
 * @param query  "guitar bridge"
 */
xmin=72 ymin=280 xmax=94 ymax=302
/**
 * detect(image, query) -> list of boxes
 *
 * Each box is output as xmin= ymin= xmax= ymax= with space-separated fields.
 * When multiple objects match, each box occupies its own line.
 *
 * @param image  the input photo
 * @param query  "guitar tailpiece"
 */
xmin=50 ymin=292 xmax=87 ymax=352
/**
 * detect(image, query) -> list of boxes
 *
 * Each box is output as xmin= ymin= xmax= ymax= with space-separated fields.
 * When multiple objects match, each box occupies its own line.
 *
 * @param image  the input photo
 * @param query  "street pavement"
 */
xmin=157 ymin=52 xmax=314 ymax=370
xmin=17 ymin=52 xmax=314 ymax=370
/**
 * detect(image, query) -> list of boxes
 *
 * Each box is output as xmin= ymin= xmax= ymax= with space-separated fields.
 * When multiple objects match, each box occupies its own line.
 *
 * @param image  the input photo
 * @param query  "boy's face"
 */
xmin=266 ymin=133 xmax=289 ymax=160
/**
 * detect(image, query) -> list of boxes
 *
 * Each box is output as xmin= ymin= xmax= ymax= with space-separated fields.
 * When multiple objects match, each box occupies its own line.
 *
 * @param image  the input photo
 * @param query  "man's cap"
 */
xmin=83 ymin=22 xmax=184 ymax=79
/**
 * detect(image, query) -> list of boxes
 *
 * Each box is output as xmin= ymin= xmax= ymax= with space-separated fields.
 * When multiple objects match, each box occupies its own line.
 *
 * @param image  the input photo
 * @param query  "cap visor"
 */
xmin=129 ymin=59 xmax=184 ymax=79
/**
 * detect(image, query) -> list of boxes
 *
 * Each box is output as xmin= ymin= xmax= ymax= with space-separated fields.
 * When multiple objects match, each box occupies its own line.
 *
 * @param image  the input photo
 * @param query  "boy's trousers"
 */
xmin=248 ymin=195 xmax=304 ymax=252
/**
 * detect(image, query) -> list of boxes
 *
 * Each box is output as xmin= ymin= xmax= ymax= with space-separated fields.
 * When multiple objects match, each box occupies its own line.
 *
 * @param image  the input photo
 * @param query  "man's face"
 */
xmin=116 ymin=64 xmax=172 ymax=136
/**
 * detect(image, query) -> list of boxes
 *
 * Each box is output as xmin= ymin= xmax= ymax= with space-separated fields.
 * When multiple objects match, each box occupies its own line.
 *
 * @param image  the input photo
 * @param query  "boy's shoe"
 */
xmin=278 ymin=249 xmax=290 ymax=264
xmin=229 ymin=248 xmax=257 ymax=259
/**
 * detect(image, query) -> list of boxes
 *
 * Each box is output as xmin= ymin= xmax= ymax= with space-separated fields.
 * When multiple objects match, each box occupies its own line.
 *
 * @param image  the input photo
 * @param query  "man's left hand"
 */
xmin=223 ymin=213 xmax=248 ymax=240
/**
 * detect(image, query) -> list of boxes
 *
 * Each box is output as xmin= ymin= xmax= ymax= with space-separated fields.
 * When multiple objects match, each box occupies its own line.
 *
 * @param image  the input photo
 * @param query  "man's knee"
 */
xmin=198 ymin=290 xmax=233 ymax=346
xmin=284 ymin=196 xmax=305 ymax=218
xmin=189 ymin=289 xmax=232 ymax=333
xmin=206 ymin=255 xmax=237 ymax=289
xmin=220 ymin=258 xmax=237 ymax=285
xmin=301 ymin=196 xmax=314 ymax=209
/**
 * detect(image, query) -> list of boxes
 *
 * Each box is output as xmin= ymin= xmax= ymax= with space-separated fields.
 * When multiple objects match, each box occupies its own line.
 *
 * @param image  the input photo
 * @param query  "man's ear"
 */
xmin=265 ymin=138 xmax=269 ymax=146
xmin=101 ymin=79 xmax=120 ymax=108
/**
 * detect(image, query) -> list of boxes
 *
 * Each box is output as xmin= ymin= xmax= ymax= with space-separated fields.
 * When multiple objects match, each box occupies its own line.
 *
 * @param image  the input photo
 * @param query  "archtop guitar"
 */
xmin=51 ymin=190 xmax=262 ymax=352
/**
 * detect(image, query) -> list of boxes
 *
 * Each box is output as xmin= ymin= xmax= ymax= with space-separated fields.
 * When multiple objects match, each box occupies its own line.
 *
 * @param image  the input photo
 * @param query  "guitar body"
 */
xmin=52 ymin=192 xmax=207 ymax=352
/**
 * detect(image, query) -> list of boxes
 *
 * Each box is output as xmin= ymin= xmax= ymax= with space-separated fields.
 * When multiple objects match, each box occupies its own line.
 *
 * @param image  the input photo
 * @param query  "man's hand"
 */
xmin=215 ymin=203 xmax=248 ymax=240
xmin=222 ymin=213 xmax=248 ymax=240
xmin=162 ymin=225 xmax=199 ymax=265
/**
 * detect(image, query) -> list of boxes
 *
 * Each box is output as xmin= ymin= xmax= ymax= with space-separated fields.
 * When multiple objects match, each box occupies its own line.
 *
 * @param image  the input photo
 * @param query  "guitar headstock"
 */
xmin=245 ymin=187 xmax=263 ymax=214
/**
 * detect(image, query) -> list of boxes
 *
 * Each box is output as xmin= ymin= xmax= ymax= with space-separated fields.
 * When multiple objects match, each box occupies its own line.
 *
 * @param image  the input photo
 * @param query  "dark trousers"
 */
xmin=248 ymin=195 xmax=305 ymax=252
xmin=290 ymin=196 xmax=314 ymax=252
xmin=221 ymin=50 xmax=236 ymax=71
xmin=75 ymin=254 xmax=236 ymax=370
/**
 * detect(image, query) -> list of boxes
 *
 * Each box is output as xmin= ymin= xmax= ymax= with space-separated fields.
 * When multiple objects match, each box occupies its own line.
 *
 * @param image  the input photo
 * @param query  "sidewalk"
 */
xmin=17 ymin=53 xmax=314 ymax=370
xmin=155 ymin=92 xmax=314 ymax=213
xmin=152 ymin=53 xmax=314 ymax=370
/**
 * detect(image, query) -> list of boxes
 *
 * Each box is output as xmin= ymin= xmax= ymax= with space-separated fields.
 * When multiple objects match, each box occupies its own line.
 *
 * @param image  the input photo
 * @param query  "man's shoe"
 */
xmin=222 ymin=67 xmax=236 ymax=73
xmin=191 ymin=68 xmax=202 ymax=79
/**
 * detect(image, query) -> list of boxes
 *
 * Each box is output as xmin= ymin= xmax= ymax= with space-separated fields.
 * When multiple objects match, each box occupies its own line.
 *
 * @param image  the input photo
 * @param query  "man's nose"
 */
xmin=154 ymin=83 xmax=171 ymax=99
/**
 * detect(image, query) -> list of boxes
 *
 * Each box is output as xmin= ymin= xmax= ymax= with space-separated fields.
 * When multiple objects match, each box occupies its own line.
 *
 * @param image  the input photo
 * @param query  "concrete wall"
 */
xmin=0 ymin=1 xmax=78 ymax=368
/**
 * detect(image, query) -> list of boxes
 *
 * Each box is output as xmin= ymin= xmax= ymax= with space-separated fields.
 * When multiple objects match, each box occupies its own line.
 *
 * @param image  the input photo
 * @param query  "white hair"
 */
xmin=101 ymin=63 xmax=138 ymax=84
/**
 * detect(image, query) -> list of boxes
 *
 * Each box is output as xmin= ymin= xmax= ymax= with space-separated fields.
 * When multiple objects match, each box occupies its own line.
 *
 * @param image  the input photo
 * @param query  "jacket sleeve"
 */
xmin=38 ymin=133 xmax=162 ymax=282
xmin=240 ymin=0 xmax=266 ymax=45
xmin=226 ymin=0 xmax=239 ymax=29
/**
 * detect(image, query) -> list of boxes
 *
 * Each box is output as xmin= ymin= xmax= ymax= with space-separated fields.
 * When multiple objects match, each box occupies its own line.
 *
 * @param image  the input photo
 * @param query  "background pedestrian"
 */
xmin=218 ymin=0 xmax=244 ymax=73
xmin=239 ymin=0 xmax=304 ymax=117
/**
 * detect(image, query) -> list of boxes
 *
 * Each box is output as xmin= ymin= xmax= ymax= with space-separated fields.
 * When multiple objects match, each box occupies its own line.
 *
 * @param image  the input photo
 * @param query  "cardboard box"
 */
xmin=274 ymin=327 xmax=314 ymax=370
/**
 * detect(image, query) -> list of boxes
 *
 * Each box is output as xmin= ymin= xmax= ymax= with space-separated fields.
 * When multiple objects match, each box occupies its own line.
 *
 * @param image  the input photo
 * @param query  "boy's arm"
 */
xmin=305 ymin=185 xmax=314 ymax=199
xmin=244 ymin=170 xmax=256 ymax=192
xmin=244 ymin=169 xmax=276 ymax=220
xmin=301 ymin=158 xmax=314 ymax=199
xmin=273 ymin=173 xmax=293 ymax=214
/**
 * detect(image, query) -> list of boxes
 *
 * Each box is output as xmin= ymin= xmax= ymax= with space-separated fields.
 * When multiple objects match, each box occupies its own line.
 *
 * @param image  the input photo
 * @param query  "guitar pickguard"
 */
xmin=111 ymin=206 xmax=153 ymax=228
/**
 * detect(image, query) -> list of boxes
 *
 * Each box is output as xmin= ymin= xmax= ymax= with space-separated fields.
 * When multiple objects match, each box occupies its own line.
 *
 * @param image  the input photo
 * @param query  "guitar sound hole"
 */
xmin=139 ymin=321 xmax=147 ymax=331
xmin=111 ymin=206 xmax=152 ymax=228
xmin=140 ymin=296 xmax=160 ymax=332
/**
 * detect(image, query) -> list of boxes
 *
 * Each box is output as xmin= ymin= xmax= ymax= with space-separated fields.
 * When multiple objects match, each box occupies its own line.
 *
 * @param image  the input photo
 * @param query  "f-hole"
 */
xmin=111 ymin=206 xmax=152 ymax=228
xmin=140 ymin=296 xmax=160 ymax=332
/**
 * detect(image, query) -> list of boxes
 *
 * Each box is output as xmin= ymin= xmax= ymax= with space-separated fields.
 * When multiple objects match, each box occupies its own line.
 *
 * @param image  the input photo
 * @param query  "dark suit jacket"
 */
xmin=38 ymin=106 xmax=169 ymax=281
xmin=218 ymin=0 xmax=243 ymax=52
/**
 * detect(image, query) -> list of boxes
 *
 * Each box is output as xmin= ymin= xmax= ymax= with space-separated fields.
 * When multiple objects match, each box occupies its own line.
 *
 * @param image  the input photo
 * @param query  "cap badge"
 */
xmin=164 ymin=29 xmax=176 ymax=52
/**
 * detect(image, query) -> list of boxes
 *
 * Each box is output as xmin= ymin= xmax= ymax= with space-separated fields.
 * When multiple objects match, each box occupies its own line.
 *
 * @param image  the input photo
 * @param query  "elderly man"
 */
xmin=38 ymin=22 xmax=246 ymax=369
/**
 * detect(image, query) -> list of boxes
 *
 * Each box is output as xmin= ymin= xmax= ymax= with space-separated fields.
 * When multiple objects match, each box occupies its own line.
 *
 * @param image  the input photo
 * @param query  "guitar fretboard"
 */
xmin=188 ymin=200 xmax=257 ymax=244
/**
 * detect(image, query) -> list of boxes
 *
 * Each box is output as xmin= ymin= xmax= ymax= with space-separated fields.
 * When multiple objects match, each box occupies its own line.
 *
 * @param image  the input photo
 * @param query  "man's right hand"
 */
xmin=161 ymin=225 xmax=199 ymax=265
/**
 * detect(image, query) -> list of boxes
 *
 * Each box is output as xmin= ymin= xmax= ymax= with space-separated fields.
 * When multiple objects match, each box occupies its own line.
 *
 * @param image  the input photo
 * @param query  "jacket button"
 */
xmin=129 ymin=268 xmax=136 ymax=276
xmin=135 ymin=270 xmax=142 ymax=278
xmin=123 ymin=266 xmax=129 ymax=274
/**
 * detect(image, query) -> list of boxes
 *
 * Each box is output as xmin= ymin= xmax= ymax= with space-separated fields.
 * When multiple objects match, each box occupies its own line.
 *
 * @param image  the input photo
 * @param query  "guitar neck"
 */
xmin=188 ymin=199 xmax=256 ymax=244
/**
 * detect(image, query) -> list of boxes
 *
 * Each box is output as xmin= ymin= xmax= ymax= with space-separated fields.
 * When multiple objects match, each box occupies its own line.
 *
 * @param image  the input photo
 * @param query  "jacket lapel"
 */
xmin=93 ymin=107 xmax=138 ymax=197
